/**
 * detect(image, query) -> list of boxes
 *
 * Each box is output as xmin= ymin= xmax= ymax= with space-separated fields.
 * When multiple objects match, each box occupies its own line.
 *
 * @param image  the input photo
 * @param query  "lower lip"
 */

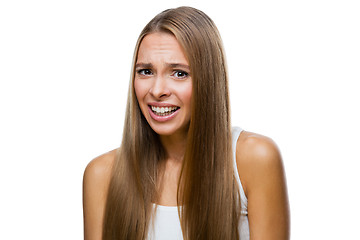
xmin=148 ymin=106 xmax=180 ymax=122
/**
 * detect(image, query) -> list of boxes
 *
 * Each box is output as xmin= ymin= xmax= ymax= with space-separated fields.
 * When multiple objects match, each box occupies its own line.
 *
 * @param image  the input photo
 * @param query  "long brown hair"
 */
xmin=103 ymin=6 xmax=241 ymax=239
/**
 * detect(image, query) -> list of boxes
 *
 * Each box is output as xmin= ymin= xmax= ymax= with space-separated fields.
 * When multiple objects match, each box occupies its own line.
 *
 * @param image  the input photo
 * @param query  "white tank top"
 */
xmin=147 ymin=127 xmax=250 ymax=240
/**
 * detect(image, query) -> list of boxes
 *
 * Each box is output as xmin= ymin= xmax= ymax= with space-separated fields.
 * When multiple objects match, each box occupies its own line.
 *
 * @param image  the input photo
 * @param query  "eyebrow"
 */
xmin=135 ymin=63 xmax=153 ymax=69
xmin=135 ymin=62 xmax=190 ymax=71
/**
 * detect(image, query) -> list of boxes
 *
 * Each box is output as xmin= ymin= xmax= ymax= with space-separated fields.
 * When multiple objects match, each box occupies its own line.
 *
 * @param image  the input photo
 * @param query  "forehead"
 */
xmin=137 ymin=32 xmax=188 ymax=64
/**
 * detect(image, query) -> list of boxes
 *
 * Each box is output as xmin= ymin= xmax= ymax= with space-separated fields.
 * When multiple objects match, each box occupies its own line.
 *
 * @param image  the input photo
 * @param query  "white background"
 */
xmin=1 ymin=0 xmax=359 ymax=239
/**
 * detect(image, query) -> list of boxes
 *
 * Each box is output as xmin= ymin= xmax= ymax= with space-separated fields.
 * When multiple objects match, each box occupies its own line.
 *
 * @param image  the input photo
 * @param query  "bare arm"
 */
xmin=236 ymin=132 xmax=290 ymax=240
xmin=82 ymin=150 xmax=116 ymax=240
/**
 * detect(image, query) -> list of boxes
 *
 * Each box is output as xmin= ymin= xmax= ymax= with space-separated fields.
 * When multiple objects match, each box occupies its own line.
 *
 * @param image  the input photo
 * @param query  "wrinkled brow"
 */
xmin=135 ymin=62 xmax=190 ymax=71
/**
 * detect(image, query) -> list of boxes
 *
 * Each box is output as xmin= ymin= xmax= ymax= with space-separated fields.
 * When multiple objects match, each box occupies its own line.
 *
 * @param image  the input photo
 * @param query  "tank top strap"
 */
xmin=231 ymin=127 xmax=248 ymax=215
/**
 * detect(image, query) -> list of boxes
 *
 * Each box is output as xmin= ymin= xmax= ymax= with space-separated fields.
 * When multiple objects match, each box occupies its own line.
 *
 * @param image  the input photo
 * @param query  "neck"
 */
xmin=159 ymin=131 xmax=188 ymax=163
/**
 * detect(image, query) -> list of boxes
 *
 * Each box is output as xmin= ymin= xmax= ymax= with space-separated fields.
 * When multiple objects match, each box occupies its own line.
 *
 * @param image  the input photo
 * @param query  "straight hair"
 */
xmin=103 ymin=6 xmax=241 ymax=239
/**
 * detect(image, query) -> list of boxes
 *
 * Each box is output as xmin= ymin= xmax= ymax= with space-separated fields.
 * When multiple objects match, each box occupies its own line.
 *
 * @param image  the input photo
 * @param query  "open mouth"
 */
xmin=149 ymin=105 xmax=180 ymax=116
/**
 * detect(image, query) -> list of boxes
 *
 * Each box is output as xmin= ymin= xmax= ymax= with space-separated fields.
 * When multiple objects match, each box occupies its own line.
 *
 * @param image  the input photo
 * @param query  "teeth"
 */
xmin=151 ymin=106 xmax=178 ymax=114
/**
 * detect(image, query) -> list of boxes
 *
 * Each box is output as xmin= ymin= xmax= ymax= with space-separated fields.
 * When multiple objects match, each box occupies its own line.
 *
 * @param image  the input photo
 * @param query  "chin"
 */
xmin=148 ymin=121 xmax=189 ymax=137
xmin=150 ymin=124 xmax=179 ymax=136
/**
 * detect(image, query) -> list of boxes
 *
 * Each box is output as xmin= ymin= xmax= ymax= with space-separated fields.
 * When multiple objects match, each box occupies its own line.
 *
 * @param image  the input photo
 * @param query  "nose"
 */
xmin=149 ymin=75 xmax=171 ymax=99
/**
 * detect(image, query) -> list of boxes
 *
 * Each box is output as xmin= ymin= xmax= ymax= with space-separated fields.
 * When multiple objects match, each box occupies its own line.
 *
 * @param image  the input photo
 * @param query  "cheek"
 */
xmin=134 ymin=79 xmax=145 ymax=102
xmin=185 ymin=89 xmax=192 ymax=105
xmin=175 ymin=83 xmax=192 ymax=114
xmin=182 ymin=83 xmax=192 ymax=106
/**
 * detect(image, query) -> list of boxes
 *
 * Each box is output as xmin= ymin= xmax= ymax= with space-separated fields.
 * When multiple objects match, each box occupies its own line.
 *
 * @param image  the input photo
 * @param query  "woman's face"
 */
xmin=134 ymin=32 xmax=192 ymax=137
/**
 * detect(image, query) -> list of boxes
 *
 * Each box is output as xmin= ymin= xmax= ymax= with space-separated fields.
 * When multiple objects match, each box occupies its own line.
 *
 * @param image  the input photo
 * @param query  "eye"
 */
xmin=137 ymin=69 xmax=153 ymax=76
xmin=173 ymin=70 xmax=189 ymax=79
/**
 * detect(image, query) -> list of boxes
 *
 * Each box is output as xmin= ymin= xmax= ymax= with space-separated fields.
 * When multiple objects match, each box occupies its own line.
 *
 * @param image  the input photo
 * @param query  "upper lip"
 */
xmin=148 ymin=102 xmax=179 ymax=107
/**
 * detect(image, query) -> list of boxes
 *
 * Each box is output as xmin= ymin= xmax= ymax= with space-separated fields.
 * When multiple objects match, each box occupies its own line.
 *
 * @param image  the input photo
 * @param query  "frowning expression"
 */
xmin=134 ymin=32 xmax=192 ymax=137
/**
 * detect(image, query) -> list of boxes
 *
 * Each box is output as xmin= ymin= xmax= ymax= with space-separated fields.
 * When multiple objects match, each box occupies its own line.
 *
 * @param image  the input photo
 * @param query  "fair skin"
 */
xmin=83 ymin=32 xmax=290 ymax=239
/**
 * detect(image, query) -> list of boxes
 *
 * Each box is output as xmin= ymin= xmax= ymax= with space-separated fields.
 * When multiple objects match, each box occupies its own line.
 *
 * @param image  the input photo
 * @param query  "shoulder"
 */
xmin=83 ymin=149 xmax=118 ymax=240
xmin=235 ymin=131 xmax=283 ymax=195
xmin=236 ymin=131 xmax=290 ymax=239
xmin=83 ymin=148 xmax=118 ymax=204
xmin=83 ymin=149 xmax=117 ymax=182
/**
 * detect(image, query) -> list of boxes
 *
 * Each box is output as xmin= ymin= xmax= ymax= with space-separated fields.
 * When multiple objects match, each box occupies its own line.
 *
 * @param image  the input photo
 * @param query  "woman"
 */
xmin=83 ymin=6 xmax=289 ymax=240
